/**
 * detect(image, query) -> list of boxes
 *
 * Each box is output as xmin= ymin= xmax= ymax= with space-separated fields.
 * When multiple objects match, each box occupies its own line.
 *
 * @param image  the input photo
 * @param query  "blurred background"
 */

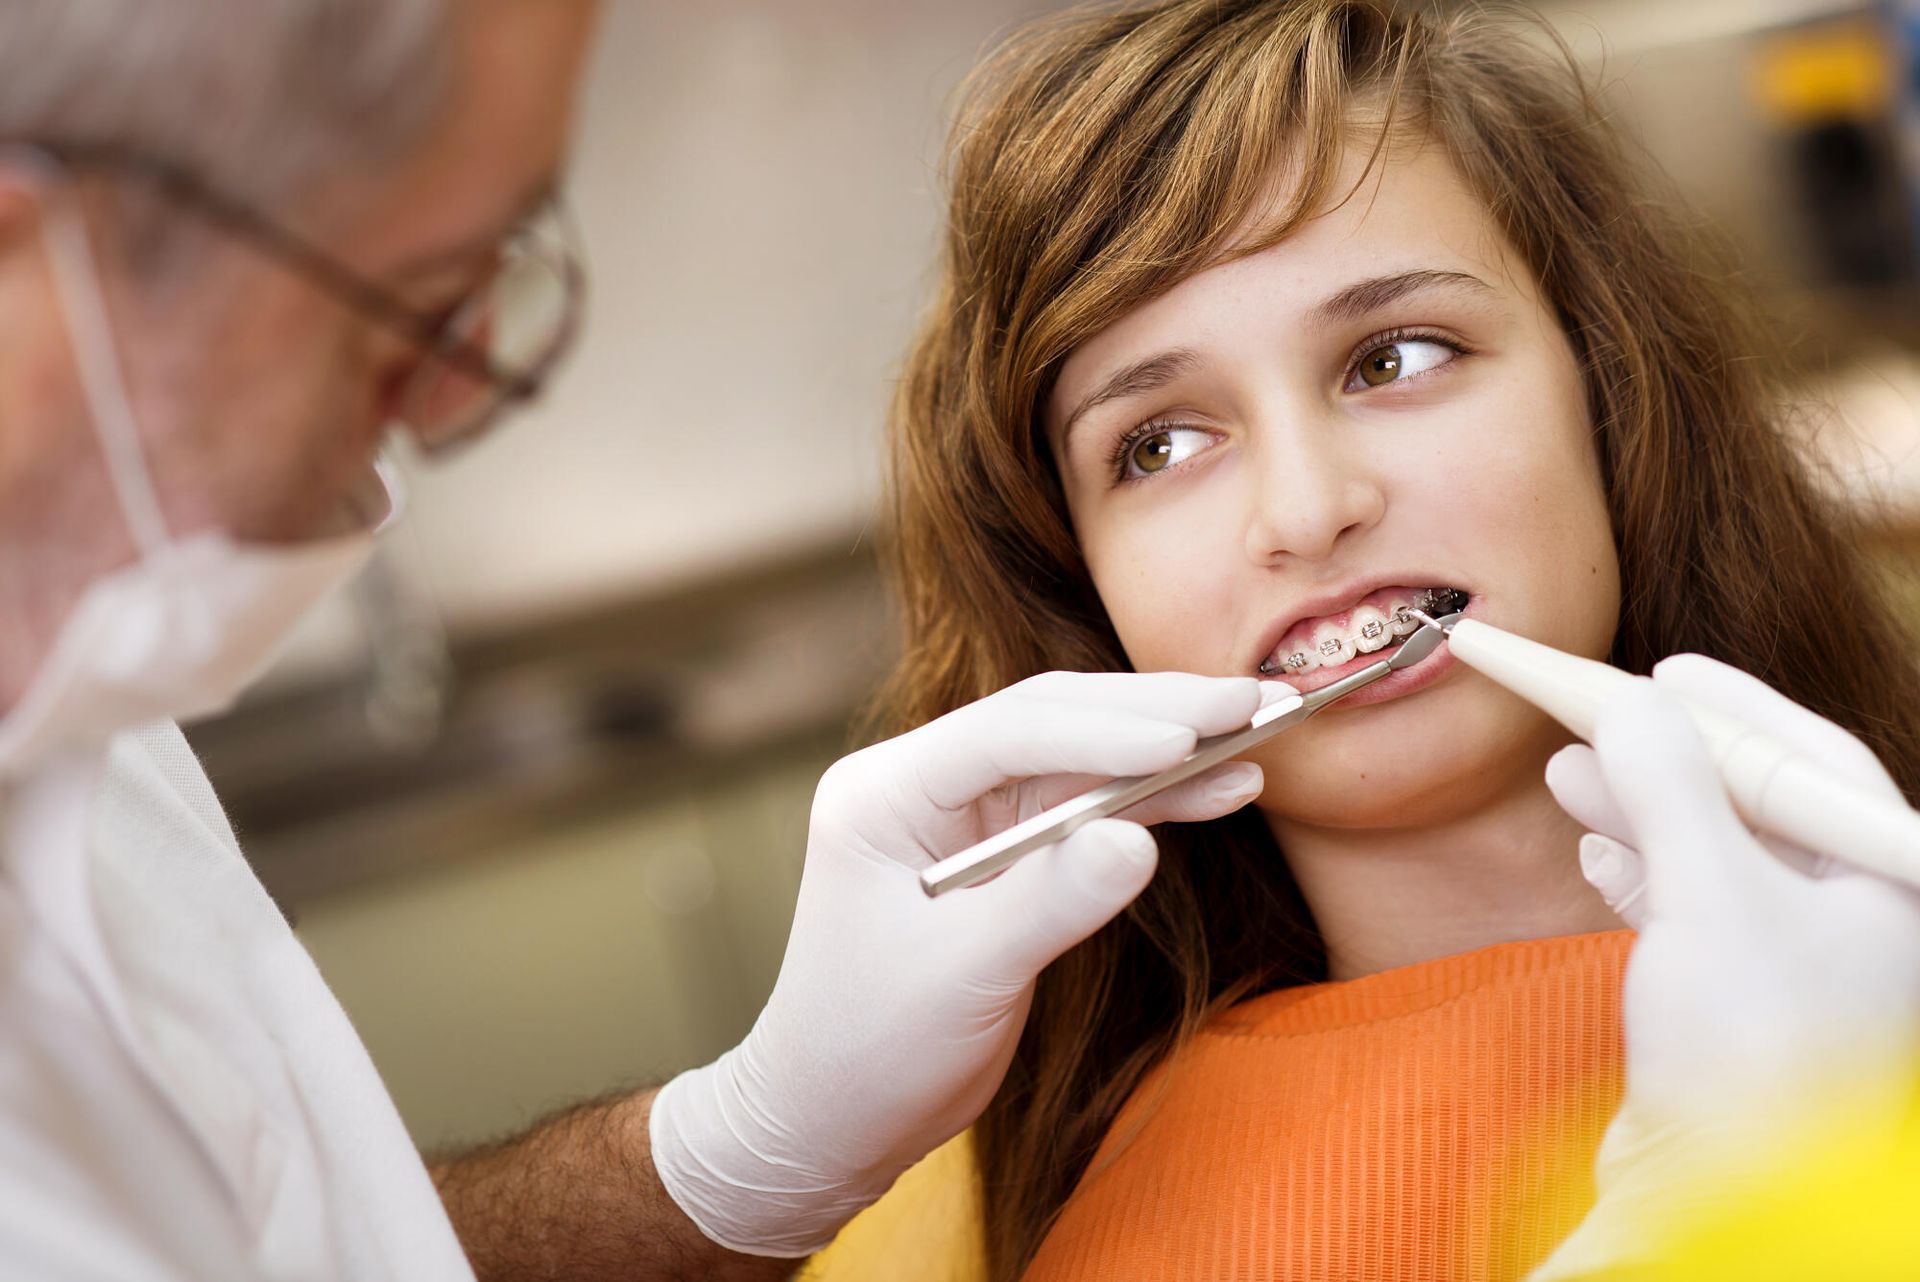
xmin=185 ymin=0 xmax=1920 ymax=1156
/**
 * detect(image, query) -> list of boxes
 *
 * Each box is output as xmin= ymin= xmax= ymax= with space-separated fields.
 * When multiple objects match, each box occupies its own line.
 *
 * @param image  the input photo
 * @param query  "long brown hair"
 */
xmin=874 ymin=2 xmax=1920 ymax=1274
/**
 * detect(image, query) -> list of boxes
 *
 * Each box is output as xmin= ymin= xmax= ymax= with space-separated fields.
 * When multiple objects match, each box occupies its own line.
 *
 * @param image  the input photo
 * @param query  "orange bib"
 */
xmin=1023 ymin=931 xmax=1632 ymax=1281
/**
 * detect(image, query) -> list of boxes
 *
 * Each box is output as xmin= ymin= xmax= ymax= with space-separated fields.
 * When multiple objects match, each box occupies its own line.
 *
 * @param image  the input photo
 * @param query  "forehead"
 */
xmin=338 ymin=0 xmax=597 ymax=263
xmin=1047 ymin=141 xmax=1532 ymax=422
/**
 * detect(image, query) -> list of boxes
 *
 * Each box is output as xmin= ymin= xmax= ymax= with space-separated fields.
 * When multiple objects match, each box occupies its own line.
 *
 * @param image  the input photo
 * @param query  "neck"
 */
xmin=1267 ymin=776 xmax=1621 ymax=982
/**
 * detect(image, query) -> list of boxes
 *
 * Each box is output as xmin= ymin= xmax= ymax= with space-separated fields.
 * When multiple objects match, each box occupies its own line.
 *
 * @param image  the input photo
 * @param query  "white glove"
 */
xmin=650 ymin=670 xmax=1290 ymax=1256
xmin=1531 ymin=655 xmax=1920 ymax=1279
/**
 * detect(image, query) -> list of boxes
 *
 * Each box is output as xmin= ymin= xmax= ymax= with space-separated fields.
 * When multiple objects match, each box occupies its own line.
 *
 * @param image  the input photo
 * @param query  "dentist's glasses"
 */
xmin=387 ymin=200 xmax=585 ymax=453
xmin=15 ymin=141 xmax=585 ymax=455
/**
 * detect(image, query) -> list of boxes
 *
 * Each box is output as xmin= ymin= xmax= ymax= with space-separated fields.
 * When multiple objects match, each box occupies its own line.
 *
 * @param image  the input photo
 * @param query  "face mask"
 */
xmin=0 ymin=157 xmax=397 ymax=776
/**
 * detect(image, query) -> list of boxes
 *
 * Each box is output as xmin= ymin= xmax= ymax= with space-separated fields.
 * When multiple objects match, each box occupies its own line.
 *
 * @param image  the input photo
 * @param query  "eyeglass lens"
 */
xmin=400 ymin=204 xmax=582 ymax=453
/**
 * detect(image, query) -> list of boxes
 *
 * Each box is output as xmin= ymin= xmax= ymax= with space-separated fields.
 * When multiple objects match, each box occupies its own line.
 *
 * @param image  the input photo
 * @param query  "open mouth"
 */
xmin=1258 ymin=586 xmax=1468 ymax=680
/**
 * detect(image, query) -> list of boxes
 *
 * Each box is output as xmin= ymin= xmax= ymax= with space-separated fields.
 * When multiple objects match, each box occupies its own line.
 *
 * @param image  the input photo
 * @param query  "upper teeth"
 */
xmin=1262 ymin=592 xmax=1450 ymax=677
xmin=1352 ymin=606 xmax=1391 ymax=653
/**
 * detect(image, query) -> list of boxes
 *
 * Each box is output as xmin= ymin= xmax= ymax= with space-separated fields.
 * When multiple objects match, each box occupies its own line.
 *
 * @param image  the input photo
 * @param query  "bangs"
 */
xmin=948 ymin=1 xmax=1427 ymax=413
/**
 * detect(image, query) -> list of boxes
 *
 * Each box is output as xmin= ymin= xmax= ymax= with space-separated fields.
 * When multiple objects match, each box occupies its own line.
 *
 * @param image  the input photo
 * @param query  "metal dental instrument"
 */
xmin=919 ymin=609 xmax=1464 ymax=898
xmin=1406 ymin=607 xmax=1920 ymax=894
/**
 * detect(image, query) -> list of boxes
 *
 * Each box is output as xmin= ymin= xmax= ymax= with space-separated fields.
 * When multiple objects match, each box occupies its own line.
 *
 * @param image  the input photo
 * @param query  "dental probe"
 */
xmin=919 ymin=611 xmax=1461 ymax=898
xmin=1407 ymin=610 xmax=1920 ymax=894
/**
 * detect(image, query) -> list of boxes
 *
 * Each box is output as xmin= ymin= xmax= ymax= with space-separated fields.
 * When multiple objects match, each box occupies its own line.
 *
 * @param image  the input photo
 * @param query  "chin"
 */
xmin=1247 ymin=677 xmax=1562 ymax=831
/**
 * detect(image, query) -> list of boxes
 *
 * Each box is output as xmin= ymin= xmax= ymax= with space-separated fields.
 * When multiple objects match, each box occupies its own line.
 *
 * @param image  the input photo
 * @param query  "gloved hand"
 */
xmin=650 ymin=670 xmax=1289 ymax=1256
xmin=1531 ymin=655 xmax=1920 ymax=1279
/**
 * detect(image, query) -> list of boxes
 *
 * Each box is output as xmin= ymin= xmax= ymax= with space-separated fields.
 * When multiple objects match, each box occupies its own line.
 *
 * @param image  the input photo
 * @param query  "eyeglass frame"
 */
xmin=4 ymin=138 xmax=585 ymax=422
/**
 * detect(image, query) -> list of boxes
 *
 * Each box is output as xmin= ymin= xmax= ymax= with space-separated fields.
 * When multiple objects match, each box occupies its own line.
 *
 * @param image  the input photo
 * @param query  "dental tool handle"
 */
xmin=1440 ymin=618 xmax=1634 ymax=741
xmin=915 ymin=774 xmax=1150 ymax=898
xmin=917 ymin=691 xmax=1312 ymax=898
xmin=1444 ymin=618 xmax=1920 ymax=894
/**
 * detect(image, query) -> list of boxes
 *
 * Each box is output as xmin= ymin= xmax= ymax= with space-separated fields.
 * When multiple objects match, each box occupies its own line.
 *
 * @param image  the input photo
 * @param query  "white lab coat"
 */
xmin=0 ymin=722 xmax=474 ymax=1280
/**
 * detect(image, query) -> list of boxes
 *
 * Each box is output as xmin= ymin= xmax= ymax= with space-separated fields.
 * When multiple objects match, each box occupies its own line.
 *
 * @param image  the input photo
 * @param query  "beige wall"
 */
xmin=274 ymin=0 xmax=1051 ymax=686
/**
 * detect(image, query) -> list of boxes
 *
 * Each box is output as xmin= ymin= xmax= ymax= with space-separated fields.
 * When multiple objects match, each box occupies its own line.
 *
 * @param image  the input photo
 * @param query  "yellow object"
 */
xmin=801 ymin=1131 xmax=988 ymax=1282
xmin=1617 ymin=1099 xmax=1920 ymax=1282
xmin=1751 ymin=19 xmax=1894 ymax=124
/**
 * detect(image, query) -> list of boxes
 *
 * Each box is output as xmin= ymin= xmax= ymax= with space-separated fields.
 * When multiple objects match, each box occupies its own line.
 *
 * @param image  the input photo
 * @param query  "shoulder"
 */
xmin=800 ymin=1131 xmax=987 ymax=1282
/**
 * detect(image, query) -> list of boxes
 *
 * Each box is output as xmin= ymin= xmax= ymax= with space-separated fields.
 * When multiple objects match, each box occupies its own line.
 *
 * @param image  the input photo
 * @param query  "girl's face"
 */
xmin=1046 ymin=141 xmax=1621 ymax=831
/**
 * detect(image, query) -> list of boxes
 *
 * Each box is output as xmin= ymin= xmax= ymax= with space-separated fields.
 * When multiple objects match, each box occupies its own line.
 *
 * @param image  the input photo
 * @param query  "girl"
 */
xmin=821 ymin=0 xmax=1920 ymax=1277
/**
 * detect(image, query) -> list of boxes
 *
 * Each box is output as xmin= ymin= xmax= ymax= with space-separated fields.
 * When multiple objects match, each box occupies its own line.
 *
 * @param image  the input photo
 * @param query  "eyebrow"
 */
xmin=1307 ymin=268 xmax=1496 ymax=327
xmin=1058 ymin=348 xmax=1203 ymax=446
xmin=392 ymin=171 xmax=563 ymax=284
xmin=1057 ymin=268 xmax=1496 ymax=447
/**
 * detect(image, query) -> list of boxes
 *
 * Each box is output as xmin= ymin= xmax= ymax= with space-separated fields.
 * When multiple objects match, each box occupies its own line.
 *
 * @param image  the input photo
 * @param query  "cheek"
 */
xmin=171 ymin=311 xmax=386 ymax=541
xmin=1441 ymin=362 xmax=1619 ymax=648
xmin=1079 ymin=491 xmax=1244 ymax=675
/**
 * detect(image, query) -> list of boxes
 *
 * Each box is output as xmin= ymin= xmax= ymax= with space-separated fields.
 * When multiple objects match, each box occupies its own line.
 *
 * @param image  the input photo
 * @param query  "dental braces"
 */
xmin=1259 ymin=604 xmax=1425 ymax=677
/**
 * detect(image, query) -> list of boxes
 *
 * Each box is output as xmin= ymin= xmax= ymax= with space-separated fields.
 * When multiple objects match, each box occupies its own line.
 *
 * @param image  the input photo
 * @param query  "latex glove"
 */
xmin=650 ymin=670 xmax=1290 ymax=1256
xmin=1532 ymin=655 xmax=1920 ymax=1279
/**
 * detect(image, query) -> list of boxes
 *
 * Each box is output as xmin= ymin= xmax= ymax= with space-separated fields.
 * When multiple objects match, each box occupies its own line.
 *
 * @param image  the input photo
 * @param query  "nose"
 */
xmin=1240 ymin=417 xmax=1386 ymax=565
xmin=376 ymin=327 xmax=499 ymax=454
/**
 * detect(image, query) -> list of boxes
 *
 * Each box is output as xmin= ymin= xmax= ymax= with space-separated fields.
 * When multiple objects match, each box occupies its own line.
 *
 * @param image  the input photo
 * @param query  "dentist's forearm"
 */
xmin=431 ymin=1086 xmax=801 ymax=1282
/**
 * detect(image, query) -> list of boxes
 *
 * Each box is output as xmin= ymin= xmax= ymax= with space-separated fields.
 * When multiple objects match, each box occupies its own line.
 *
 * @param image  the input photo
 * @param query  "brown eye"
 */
xmin=1119 ymin=424 xmax=1216 ymax=480
xmin=1131 ymin=432 xmax=1175 ymax=473
xmin=1358 ymin=344 xmax=1403 ymax=387
xmin=1344 ymin=337 xmax=1461 ymax=393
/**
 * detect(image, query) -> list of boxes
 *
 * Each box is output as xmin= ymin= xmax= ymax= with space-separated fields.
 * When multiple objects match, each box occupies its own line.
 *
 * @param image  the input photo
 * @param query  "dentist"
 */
xmin=0 ymin=3 xmax=1283 ymax=1278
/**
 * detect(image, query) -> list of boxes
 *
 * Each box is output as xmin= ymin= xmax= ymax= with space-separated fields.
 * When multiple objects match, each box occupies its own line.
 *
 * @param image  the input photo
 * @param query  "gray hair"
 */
xmin=0 ymin=0 xmax=452 ymax=234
